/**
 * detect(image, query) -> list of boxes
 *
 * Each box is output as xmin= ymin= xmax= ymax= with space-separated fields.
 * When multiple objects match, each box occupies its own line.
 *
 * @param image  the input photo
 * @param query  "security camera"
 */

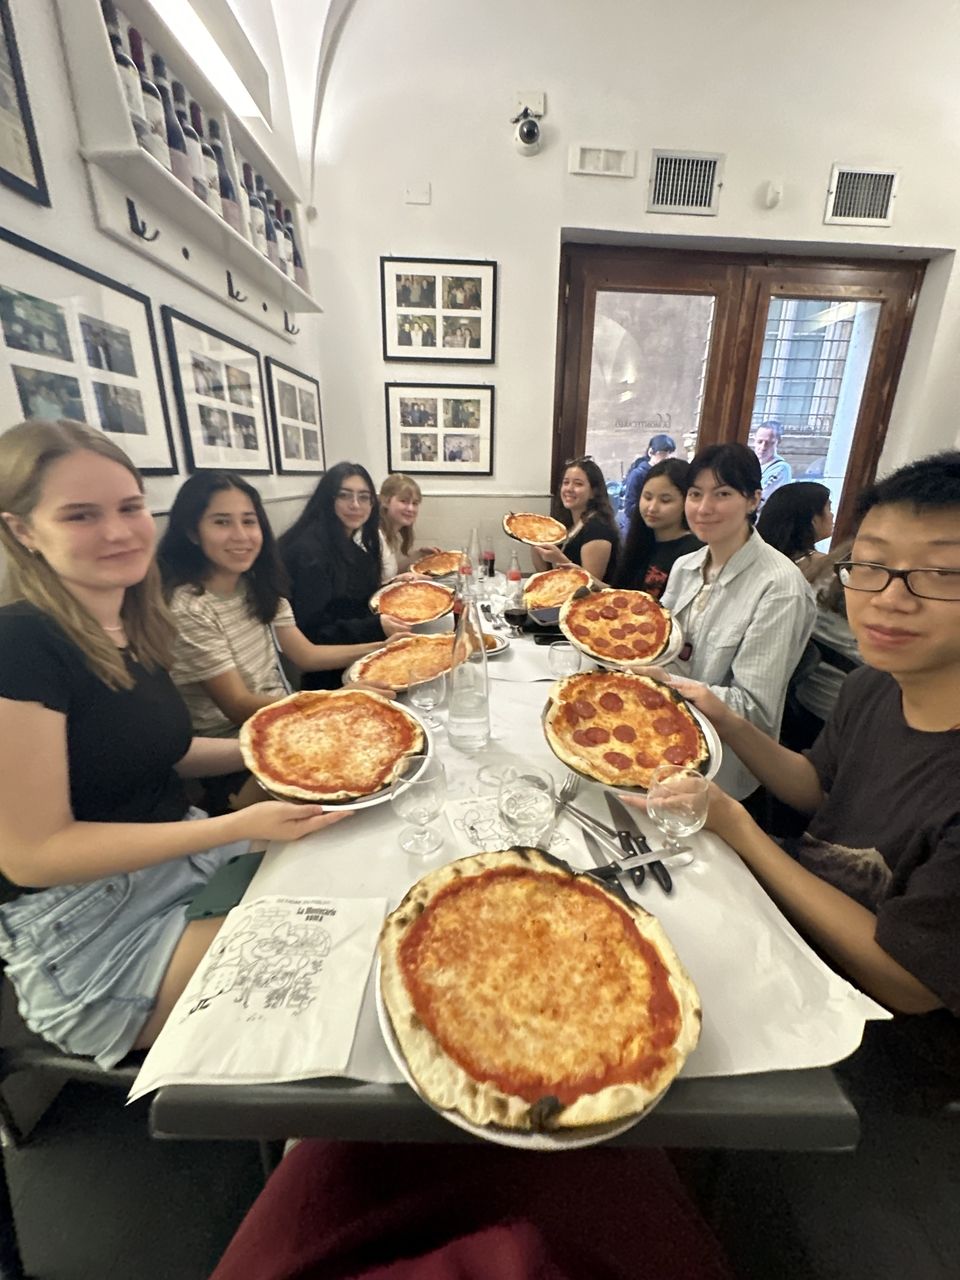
xmin=512 ymin=107 xmax=542 ymax=156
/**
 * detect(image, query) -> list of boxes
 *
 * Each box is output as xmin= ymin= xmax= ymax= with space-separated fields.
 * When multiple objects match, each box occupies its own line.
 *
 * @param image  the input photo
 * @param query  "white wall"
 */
xmin=303 ymin=0 xmax=960 ymax=519
xmin=0 ymin=0 xmax=322 ymax=526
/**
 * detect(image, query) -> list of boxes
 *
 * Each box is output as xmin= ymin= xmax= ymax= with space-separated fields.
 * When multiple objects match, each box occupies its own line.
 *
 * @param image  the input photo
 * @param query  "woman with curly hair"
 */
xmin=531 ymin=456 xmax=620 ymax=581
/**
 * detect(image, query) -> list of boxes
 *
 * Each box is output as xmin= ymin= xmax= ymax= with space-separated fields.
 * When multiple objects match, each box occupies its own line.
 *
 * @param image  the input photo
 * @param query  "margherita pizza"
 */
xmin=350 ymin=633 xmax=457 ymax=690
xmin=543 ymin=670 xmax=709 ymax=790
xmin=560 ymin=589 xmax=672 ymax=667
xmin=523 ymin=566 xmax=591 ymax=610
xmin=240 ymin=688 xmax=424 ymax=802
xmin=379 ymin=847 xmax=701 ymax=1132
xmin=411 ymin=550 xmax=461 ymax=578
xmin=371 ymin=579 xmax=454 ymax=624
xmin=503 ymin=512 xmax=566 ymax=545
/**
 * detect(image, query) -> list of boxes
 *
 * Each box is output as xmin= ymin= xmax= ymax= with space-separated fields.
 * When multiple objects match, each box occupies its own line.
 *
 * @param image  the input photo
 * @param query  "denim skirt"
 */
xmin=0 ymin=815 xmax=249 ymax=1068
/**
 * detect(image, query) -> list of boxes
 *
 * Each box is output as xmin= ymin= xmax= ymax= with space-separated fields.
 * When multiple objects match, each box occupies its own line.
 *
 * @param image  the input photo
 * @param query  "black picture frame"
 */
xmin=0 ymin=0 xmax=50 ymax=207
xmin=380 ymin=257 xmax=497 ymax=364
xmin=265 ymin=357 xmax=325 ymax=474
xmin=0 ymin=226 xmax=177 ymax=477
xmin=161 ymin=306 xmax=271 ymax=474
xmin=385 ymin=382 xmax=494 ymax=476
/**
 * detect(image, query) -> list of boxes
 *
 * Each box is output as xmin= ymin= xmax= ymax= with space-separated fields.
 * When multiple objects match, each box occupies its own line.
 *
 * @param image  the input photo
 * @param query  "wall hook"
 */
xmin=126 ymin=198 xmax=159 ymax=241
xmin=226 ymin=271 xmax=247 ymax=303
xmin=283 ymin=310 xmax=300 ymax=335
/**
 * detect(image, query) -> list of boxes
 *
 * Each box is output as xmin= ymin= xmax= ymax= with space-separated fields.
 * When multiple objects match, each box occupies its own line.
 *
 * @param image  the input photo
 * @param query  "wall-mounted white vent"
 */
xmin=824 ymin=165 xmax=898 ymax=226
xmin=568 ymin=145 xmax=636 ymax=178
xmin=647 ymin=151 xmax=723 ymax=215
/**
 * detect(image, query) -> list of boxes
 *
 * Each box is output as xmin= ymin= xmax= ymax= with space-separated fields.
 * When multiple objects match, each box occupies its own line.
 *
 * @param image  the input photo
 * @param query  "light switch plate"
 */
xmin=403 ymin=182 xmax=432 ymax=205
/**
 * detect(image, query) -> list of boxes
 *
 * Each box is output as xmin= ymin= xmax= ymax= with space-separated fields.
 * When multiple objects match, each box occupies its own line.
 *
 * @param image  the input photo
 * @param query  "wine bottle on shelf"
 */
xmin=207 ymin=118 xmax=242 ymax=234
xmin=243 ymin=163 xmax=268 ymax=255
xmin=256 ymin=174 xmax=280 ymax=267
xmin=274 ymin=197 xmax=294 ymax=278
xmin=149 ymin=54 xmax=191 ymax=190
xmin=100 ymin=2 xmax=147 ymax=148
xmin=171 ymin=81 xmax=207 ymax=202
xmin=284 ymin=208 xmax=308 ymax=289
xmin=188 ymin=101 xmax=223 ymax=217
xmin=264 ymin=188 xmax=289 ymax=275
xmin=235 ymin=164 xmax=253 ymax=244
xmin=126 ymin=28 xmax=170 ymax=169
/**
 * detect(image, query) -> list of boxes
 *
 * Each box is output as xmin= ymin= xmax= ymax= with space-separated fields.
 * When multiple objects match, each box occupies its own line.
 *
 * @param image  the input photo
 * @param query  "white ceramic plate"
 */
xmin=482 ymin=631 xmax=510 ymax=656
xmin=375 ymin=959 xmax=657 ymax=1150
xmin=540 ymin=681 xmax=722 ymax=795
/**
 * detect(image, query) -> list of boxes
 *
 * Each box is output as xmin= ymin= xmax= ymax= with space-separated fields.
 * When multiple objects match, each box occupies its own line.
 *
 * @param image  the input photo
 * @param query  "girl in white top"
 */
xmin=378 ymin=473 xmax=437 ymax=581
xmin=159 ymin=473 xmax=389 ymax=808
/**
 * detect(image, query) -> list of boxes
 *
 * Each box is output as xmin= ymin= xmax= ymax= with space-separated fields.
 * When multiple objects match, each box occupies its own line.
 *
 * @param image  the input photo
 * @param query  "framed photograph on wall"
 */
xmin=162 ymin=307 xmax=271 ymax=474
xmin=0 ymin=227 xmax=176 ymax=476
xmin=380 ymin=257 xmax=497 ymax=363
xmin=265 ymin=357 xmax=325 ymax=474
xmin=0 ymin=0 xmax=49 ymax=206
xmin=385 ymin=382 xmax=494 ymax=475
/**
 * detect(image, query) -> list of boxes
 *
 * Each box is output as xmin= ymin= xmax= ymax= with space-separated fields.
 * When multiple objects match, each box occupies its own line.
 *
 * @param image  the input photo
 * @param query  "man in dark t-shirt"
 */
xmin=635 ymin=451 xmax=960 ymax=1072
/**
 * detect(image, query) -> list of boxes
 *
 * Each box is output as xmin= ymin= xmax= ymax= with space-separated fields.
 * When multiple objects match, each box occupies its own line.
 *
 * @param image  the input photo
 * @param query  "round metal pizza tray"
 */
xmin=369 ymin=578 xmax=455 ymax=625
xmin=258 ymin=707 xmax=435 ymax=813
xmin=539 ymin=678 xmax=722 ymax=794
xmin=375 ymin=957 xmax=664 ymax=1150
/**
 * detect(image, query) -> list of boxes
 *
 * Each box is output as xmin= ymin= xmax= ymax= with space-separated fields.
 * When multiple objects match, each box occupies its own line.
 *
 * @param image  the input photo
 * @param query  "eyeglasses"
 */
xmin=335 ymin=489 xmax=374 ymax=506
xmin=834 ymin=561 xmax=960 ymax=601
xmin=564 ymin=455 xmax=593 ymax=467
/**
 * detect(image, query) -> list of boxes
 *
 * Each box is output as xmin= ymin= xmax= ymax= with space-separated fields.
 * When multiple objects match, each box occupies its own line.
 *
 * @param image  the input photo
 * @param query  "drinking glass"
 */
xmin=407 ymin=665 xmax=446 ymax=729
xmin=497 ymin=766 xmax=557 ymax=849
xmin=548 ymin=641 xmax=582 ymax=678
xmin=503 ymin=604 xmax=528 ymax=637
xmin=391 ymin=756 xmax=447 ymax=856
xmin=474 ymin=751 xmax=524 ymax=797
xmin=645 ymin=764 xmax=709 ymax=868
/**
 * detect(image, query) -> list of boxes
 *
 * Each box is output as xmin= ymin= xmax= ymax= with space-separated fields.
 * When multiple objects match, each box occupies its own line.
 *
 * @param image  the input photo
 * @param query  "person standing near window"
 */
xmin=617 ymin=433 xmax=676 ymax=535
xmin=753 ymin=421 xmax=793 ymax=508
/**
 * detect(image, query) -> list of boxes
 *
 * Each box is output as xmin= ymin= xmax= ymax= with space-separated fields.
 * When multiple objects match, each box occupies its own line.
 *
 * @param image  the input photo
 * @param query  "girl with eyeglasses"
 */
xmin=158 ymin=472 xmax=396 ymax=812
xmin=531 ymin=457 xmax=620 ymax=581
xmin=279 ymin=463 xmax=410 ymax=690
xmin=0 ymin=421 xmax=344 ymax=1068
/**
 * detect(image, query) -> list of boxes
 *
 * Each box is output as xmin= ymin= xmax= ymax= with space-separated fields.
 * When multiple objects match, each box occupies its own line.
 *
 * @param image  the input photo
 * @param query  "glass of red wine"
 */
xmin=503 ymin=605 xmax=527 ymax=637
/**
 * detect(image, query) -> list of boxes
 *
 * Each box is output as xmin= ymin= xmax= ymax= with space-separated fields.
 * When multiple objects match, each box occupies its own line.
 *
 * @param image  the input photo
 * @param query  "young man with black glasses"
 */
xmin=634 ymin=451 xmax=960 ymax=1088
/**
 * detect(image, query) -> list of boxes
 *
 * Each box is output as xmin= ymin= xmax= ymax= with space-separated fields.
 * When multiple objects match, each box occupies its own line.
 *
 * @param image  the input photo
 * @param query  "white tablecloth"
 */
xmin=246 ymin=640 xmax=887 ymax=1085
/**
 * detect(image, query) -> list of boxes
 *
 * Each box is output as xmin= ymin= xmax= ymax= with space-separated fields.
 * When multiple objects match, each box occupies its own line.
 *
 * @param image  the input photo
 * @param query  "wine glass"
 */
xmin=645 ymin=765 xmax=709 ymax=868
xmin=407 ymin=664 xmax=446 ymax=729
xmin=474 ymin=751 xmax=524 ymax=797
xmin=548 ymin=641 xmax=582 ymax=678
xmin=391 ymin=756 xmax=447 ymax=857
xmin=502 ymin=603 xmax=528 ymax=637
xmin=497 ymin=766 xmax=557 ymax=849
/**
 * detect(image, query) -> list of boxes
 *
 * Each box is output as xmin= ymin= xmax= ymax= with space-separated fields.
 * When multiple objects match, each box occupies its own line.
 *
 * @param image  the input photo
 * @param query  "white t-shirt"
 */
xmin=379 ymin=528 xmax=399 ymax=582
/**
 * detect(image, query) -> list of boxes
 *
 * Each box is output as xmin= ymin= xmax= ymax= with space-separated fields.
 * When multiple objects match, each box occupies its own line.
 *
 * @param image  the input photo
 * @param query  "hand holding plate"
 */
xmin=231 ymin=801 xmax=353 ymax=843
xmin=381 ymin=615 xmax=414 ymax=638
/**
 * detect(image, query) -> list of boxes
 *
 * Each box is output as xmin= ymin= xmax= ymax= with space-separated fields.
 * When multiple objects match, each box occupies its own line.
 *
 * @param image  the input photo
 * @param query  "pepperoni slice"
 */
xmin=631 ymin=602 xmax=648 ymax=615
xmin=603 ymin=751 xmax=632 ymax=770
xmin=638 ymin=621 xmax=656 ymax=635
xmin=664 ymin=744 xmax=694 ymax=765
xmin=598 ymin=691 xmax=624 ymax=712
xmin=613 ymin=724 xmax=636 ymax=743
xmin=571 ymin=624 xmax=590 ymax=638
xmin=585 ymin=726 xmax=610 ymax=745
xmin=633 ymin=638 xmax=653 ymax=653
xmin=620 ymin=622 xmax=636 ymax=635
xmin=638 ymin=689 xmax=665 ymax=710
xmin=572 ymin=729 xmax=592 ymax=747
xmin=585 ymin=609 xmax=601 ymax=621
xmin=613 ymin=644 xmax=632 ymax=658
xmin=635 ymin=751 xmax=660 ymax=769
xmin=599 ymin=605 xmax=618 ymax=620
xmin=608 ymin=627 xmax=625 ymax=640
xmin=611 ymin=595 xmax=628 ymax=608
xmin=573 ymin=699 xmax=597 ymax=719
xmin=563 ymin=703 xmax=580 ymax=726
xmin=653 ymin=715 xmax=677 ymax=735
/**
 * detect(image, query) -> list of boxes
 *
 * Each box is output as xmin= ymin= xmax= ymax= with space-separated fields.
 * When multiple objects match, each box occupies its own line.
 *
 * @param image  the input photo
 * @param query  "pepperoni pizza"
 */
xmin=559 ymin=589 xmax=673 ymax=667
xmin=543 ymin=670 xmax=709 ymax=790
xmin=379 ymin=847 xmax=701 ymax=1132
xmin=503 ymin=512 xmax=566 ymax=545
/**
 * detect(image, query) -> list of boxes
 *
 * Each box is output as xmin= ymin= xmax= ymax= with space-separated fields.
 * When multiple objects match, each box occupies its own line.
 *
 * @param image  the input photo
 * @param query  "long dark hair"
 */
xmin=158 ymin=472 xmax=287 ymax=624
xmin=688 ymin=443 xmax=762 ymax=526
xmin=562 ymin=456 xmax=618 ymax=531
xmin=279 ymin=461 xmax=383 ymax=580
xmin=757 ymin=481 xmax=830 ymax=561
xmin=614 ymin=459 xmax=692 ymax=587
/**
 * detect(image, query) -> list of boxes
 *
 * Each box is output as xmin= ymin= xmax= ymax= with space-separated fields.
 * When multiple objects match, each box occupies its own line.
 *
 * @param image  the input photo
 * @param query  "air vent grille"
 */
xmin=825 ymin=165 xmax=898 ymax=225
xmin=648 ymin=151 xmax=723 ymax=215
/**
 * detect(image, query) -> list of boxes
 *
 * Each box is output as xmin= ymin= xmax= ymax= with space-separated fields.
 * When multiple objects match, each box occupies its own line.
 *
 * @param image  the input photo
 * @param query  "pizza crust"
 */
xmin=502 ymin=512 xmax=567 ymax=546
xmin=239 ymin=688 xmax=425 ymax=801
xmin=559 ymin=589 xmax=673 ymax=667
xmin=379 ymin=848 xmax=701 ymax=1132
xmin=523 ymin=566 xmax=592 ymax=609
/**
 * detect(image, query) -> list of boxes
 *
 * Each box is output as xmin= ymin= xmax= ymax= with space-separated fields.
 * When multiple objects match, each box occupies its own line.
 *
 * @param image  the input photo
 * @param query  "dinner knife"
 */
xmin=580 ymin=829 xmax=632 ymax=906
xmin=604 ymin=792 xmax=673 ymax=894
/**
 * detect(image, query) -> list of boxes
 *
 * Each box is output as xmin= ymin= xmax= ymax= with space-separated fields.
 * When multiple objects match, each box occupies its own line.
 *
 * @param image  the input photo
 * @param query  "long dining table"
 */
xmin=149 ymin=627 xmax=880 ymax=1152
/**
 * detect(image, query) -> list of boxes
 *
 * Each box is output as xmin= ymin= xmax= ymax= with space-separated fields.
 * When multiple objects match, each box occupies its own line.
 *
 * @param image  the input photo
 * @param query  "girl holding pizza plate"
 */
xmin=531 ymin=456 xmax=620 ymax=581
xmin=159 ymin=471 xmax=402 ymax=814
xmin=0 ymin=420 xmax=346 ymax=1070
xmin=377 ymin=472 xmax=440 ymax=582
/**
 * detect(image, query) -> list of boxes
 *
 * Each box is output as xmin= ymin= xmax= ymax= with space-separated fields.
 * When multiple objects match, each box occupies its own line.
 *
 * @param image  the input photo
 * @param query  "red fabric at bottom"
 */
xmin=211 ymin=1140 xmax=734 ymax=1280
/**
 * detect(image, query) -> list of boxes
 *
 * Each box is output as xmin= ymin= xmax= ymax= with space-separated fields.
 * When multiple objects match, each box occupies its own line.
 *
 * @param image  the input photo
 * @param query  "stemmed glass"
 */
xmin=497 ymin=766 xmax=557 ymax=850
xmin=391 ymin=756 xmax=447 ymax=856
xmin=548 ymin=641 xmax=582 ymax=678
xmin=407 ymin=664 xmax=446 ymax=729
xmin=645 ymin=764 xmax=709 ymax=868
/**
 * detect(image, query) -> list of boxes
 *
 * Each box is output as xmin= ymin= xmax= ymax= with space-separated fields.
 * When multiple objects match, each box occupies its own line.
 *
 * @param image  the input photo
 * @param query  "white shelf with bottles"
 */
xmin=52 ymin=0 xmax=320 ymax=341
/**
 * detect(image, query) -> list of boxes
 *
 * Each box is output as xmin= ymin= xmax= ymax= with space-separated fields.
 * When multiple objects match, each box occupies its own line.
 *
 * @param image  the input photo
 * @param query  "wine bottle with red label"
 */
xmin=150 ymin=55 xmax=192 ymax=191
xmin=189 ymin=101 xmax=222 ymax=217
xmin=127 ymin=28 xmax=170 ymax=170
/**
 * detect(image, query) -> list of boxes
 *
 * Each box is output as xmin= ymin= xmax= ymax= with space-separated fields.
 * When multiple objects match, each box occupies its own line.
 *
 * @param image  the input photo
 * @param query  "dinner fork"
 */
xmin=557 ymin=775 xmax=633 ymax=867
